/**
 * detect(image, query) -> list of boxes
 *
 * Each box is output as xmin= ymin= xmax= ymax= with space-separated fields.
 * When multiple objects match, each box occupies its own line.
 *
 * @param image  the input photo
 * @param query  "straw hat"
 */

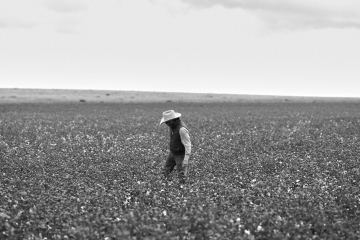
xmin=160 ymin=110 xmax=181 ymax=124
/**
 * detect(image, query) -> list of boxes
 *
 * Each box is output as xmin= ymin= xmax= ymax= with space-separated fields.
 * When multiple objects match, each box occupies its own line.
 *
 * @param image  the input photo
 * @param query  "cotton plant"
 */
xmin=0 ymin=135 xmax=9 ymax=153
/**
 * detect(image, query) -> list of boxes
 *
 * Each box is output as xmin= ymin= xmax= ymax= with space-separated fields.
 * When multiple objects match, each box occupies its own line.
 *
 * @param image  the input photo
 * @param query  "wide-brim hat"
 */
xmin=160 ymin=110 xmax=181 ymax=125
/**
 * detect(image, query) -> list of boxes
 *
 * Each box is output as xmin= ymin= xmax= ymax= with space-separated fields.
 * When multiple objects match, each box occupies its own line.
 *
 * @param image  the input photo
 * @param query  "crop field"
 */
xmin=1 ymin=101 xmax=360 ymax=239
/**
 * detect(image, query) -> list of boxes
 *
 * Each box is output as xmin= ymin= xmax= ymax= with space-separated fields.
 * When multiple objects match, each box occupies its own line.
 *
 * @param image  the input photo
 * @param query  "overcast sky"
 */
xmin=1 ymin=0 xmax=360 ymax=97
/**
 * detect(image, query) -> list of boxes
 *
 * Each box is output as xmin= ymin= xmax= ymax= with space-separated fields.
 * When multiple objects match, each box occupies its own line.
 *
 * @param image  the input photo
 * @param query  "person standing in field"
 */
xmin=160 ymin=110 xmax=191 ymax=184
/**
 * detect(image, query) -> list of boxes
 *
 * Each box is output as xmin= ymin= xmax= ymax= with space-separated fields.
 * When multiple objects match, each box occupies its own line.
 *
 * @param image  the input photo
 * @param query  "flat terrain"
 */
xmin=1 ymin=101 xmax=360 ymax=239
xmin=1 ymin=88 xmax=359 ymax=103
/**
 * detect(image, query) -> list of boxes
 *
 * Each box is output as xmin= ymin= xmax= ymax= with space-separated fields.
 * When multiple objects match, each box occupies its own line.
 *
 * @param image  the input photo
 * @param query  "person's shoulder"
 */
xmin=180 ymin=126 xmax=190 ymax=133
xmin=180 ymin=121 xmax=189 ymax=128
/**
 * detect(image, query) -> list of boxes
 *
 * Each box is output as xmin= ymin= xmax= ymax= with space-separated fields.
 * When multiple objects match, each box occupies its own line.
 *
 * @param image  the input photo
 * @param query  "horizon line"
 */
xmin=1 ymin=87 xmax=359 ymax=99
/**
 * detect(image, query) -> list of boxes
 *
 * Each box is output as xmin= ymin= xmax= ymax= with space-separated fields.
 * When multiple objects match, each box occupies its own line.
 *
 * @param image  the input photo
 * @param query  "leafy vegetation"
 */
xmin=1 ymin=102 xmax=360 ymax=239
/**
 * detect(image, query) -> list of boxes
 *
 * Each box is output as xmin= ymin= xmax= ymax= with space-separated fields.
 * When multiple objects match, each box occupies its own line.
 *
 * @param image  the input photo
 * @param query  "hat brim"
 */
xmin=160 ymin=113 xmax=181 ymax=125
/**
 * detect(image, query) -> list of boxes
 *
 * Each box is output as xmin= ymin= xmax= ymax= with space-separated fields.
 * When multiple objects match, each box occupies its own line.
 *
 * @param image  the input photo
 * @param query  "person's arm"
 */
xmin=179 ymin=127 xmax=191 ymax=164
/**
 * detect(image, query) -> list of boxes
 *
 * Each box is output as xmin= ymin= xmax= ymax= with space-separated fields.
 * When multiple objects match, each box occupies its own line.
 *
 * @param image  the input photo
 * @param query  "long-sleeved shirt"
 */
xmin=179 ymin=127 xmax=191 ymax=164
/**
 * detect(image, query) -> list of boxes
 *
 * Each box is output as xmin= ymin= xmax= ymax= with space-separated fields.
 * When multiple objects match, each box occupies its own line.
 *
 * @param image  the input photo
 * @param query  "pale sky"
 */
xmin=1 ymin=0 xmax=360 ymax=97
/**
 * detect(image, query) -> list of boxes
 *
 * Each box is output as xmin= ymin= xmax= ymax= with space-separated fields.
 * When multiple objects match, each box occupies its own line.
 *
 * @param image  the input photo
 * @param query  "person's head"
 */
xmin=165 ymin=117 xmax=180 ymax=128
xmin=160 ymin=110 xmax=181 ymax=128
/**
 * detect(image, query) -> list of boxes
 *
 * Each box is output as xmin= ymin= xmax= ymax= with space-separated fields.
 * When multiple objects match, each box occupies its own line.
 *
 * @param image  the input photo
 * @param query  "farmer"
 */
xmin=160 ymin=110 xmax=191 ymax=184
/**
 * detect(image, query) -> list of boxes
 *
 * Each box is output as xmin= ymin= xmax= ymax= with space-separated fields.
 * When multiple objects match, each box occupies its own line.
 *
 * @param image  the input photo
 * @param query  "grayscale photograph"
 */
xmin=1 ymin=0 xmax=360 ymax=239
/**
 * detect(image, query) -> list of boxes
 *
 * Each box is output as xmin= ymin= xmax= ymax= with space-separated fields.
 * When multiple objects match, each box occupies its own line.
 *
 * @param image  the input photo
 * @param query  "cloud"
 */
xmin=179 ymin=0 xmax=360 ymax=30
xmin=0 ymin=17 xmax=37 ymax=29
xmin=45 ymin=0 xmax=88 ymax=13
xmin=42 ymin=0 xmax=87 ymax=34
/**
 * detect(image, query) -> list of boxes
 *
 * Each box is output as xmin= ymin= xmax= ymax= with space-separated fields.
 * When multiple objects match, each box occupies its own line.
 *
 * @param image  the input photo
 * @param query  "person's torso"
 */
xmin=169 ymin=121 xmax=188 ymax=155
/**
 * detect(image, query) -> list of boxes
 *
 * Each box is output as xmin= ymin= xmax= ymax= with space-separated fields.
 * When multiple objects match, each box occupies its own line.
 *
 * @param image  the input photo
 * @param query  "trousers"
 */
xmin=163 ymin=152 xmax=188 ymax=184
